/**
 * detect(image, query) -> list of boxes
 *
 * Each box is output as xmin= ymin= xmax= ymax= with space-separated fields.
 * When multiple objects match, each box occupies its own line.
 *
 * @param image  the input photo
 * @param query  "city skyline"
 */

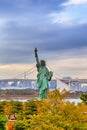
xmin=0 ymin=0 xmax=87 ymax=79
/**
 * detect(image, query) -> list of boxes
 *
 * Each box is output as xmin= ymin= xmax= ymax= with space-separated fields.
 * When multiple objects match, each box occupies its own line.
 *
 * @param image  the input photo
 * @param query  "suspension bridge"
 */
xmin=0 ymin=65 xmax=87 ymax=92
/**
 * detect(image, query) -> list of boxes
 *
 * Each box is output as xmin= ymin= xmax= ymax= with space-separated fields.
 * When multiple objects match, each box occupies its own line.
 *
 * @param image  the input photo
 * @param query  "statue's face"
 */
xmin=40 ymin=60 xmax=46 ymax=66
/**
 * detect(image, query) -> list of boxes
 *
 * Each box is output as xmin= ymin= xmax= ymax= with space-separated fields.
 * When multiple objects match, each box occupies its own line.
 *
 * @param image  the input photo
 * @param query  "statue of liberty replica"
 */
xmin=34 ymin=48 xmax=53 ymax=100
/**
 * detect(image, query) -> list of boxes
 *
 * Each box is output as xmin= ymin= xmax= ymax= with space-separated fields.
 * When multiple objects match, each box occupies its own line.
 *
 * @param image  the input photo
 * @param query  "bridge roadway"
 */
xmin=60 ymin=79 xmax=87 ymax=84
xmin=0 ymin=78 xmax=87 ymax=84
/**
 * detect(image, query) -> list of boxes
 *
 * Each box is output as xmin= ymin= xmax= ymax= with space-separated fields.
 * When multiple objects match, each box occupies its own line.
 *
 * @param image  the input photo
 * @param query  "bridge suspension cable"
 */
xmin=48 ymin=65 xmax=69 ymax=86
xmin=13 ymin=65 xmax=36 ymax=79
xmin=48 ymin=65 xmax=62 ymax=79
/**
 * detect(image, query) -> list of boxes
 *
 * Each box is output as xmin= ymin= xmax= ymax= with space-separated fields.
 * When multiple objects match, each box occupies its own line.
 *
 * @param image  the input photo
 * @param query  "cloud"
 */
xmin=50 ymin=1 xmax=87 ymax=26
xmin=49 ymin=12 xmax=75 ymax=25
xmin=0 ymin=20 xmax=87 ymax=65
xmin=0 ymin=18 xmax=6 ymax=27
xmin=62 ymin=0 xmax=87 ymax=6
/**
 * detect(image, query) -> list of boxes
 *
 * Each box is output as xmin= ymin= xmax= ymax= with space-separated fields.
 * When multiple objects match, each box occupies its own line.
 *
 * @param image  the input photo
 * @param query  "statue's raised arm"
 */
xmin=34 ymin=48 xmax=40 ymax=68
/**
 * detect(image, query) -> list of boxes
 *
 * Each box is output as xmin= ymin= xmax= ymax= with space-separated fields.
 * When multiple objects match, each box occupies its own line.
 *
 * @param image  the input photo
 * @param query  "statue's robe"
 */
xmin=37 ymin=66 xmax=49 ymax=99
xmin=35 ymin=51 xmax=53 ymax=100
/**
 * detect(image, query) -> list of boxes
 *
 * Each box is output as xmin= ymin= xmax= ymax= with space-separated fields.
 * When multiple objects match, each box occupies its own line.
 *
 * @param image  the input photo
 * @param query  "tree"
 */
xmin=80 ymin=93 xmax=87 ymax=104
xmin=0 ymin=102 xmax=4 ymax=114
xmin=10 ymin=101 xmax=23 ymax=114
xmin=23 ymin=100 xmax=37 ymax=116
xmin=14 ymin=90 xmax=87 ymax=130
xmin=14 ymin=120 xmax=30 ymax=130
xmin=0 ymin=115 xmax=7 ymax=130
xmin=29 ymin=90 xmax=87 ymax=130
xmin=4 ymin=101 xmax=23 ymax=120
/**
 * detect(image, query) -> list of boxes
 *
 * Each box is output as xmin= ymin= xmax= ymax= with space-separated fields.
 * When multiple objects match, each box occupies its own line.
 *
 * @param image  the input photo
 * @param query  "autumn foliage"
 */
xmin=0 ymin=90 xmax=87 ymax=130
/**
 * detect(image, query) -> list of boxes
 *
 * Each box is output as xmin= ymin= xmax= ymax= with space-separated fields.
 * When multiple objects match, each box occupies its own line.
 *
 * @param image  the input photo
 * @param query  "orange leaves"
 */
xmin=6 ymin=121 xmax=14 ymax=130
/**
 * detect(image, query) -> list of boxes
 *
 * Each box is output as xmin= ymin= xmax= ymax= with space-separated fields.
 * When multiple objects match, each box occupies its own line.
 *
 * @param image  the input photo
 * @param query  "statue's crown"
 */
xmin=34 ymin=48 xmax=38 ymax=52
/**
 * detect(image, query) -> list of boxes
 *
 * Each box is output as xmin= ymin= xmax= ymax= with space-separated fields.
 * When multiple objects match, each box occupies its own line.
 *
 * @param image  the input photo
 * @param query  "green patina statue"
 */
xmin=34 ymin=48 xmax=53 ymax=100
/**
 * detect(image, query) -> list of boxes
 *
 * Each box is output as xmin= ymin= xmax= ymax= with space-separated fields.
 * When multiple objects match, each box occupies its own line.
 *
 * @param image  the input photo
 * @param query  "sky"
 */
xmin=0 ymin=0 xmax=87 ymax=79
